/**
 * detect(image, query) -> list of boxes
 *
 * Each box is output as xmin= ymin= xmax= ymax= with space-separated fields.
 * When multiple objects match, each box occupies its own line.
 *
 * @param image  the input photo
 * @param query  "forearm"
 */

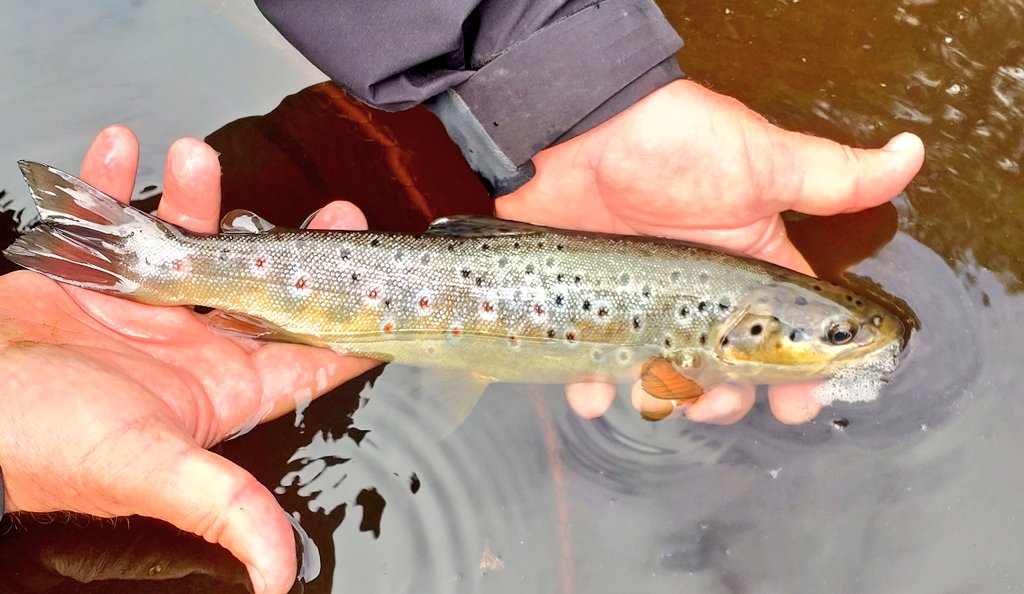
xmin=255 ymin=0 xmax=684 ymax=193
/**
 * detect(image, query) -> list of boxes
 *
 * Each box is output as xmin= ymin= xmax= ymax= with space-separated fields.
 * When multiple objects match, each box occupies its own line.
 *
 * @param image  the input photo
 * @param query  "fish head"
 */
xmin=713 ymin=281 xmax=904 ymax=382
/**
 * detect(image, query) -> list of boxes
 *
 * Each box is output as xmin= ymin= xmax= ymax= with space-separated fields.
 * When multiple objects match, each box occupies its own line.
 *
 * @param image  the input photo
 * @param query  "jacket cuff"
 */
xmin=426 ymin=0 xmax=683 ymax=195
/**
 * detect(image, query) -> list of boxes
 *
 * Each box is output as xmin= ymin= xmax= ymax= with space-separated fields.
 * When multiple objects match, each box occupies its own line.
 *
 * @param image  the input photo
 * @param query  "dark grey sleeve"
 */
xmin=255 ymin=1 xmax=683 ymax=194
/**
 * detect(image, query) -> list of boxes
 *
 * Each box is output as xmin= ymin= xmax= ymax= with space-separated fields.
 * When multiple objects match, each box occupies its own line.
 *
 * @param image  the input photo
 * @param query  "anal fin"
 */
xmin=204 ymin=310 xmax=323 ymax=346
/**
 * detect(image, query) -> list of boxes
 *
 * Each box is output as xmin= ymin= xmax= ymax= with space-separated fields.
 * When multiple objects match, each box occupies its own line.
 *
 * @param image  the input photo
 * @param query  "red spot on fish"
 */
xmin=368 ymin=288 xmax=380 ymax=300
xmin=172 ymin=259 xmax=185 ymax=272
xmin=509 ymin=335 xmax=518 ymax=346
xmin=428 ymin=346 xmax=436 ymax=354
xmin=482 ymin=301 xmax=494 ymax=313
xmin=419 ymin=297 xmax=430 ymax=309
xmin=597 ymin=307 xmax=608 ymax=317
xmin=295 ymin=277 xmax=309 ymax=290
xmin=384 ymin=322 xmax=395 ymax=333
xmin=534 ymin=304 xmax=545 ymax=315
xmin=254 ymin=257 xmax=266 ymax=268
xmin=451 ymin=327 xmax=462 ymax=337
xmin=566 ymin=332 xmax=577 ymax=342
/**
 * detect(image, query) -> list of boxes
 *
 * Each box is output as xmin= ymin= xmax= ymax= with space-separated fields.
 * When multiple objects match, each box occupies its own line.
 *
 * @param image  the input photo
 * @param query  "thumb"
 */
xmin=778 ymin=130 xmax=925 ymax=215
xmin=126 ymin=436 xmax=297 ymax=594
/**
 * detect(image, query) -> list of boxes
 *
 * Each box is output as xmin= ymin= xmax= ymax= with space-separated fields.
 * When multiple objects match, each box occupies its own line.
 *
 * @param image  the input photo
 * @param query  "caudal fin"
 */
xmin=3 ymin=161 xmax=173 ymax=293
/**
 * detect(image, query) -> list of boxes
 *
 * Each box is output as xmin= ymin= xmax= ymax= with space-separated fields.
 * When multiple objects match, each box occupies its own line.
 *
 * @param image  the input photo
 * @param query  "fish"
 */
xmin=4 ymin=161 xmax=904 ymax=423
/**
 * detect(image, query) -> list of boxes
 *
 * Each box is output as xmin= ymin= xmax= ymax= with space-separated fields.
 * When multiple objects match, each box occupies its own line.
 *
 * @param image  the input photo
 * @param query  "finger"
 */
xmin=159 ymin=138 xmax=222 ymax=234
xmin=565 ymin=381 xmax=616 ymax=419
xmin=684 ymin=384 xmax=755 ymax=425
xmin=249 ymin=344 xmax=380 ymax=425
xmin=780 ymin=131 xmax=925 ymax=215
xmin=740 ymin=216 xmax=815 ymax=276
xmin=126 ymin=434 xmax=297 ymax=594
xmin=767 ymin=382 xmax=822 ymax=425
xmin=304 ymin=200 xmax=368 ymax=231
xmin=80 ymin=125 xmax=140 ymax=202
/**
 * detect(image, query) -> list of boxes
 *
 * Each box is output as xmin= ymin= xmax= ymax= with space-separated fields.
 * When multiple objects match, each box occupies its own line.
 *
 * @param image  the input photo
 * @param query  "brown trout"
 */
xmin=5 ymin=162 xmax=903 ymax=419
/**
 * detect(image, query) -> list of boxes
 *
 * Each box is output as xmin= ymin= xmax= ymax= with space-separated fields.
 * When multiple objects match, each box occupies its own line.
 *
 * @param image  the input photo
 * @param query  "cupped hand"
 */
xmin=0 ymin=126 xmax=376 ymax=594
xmin=497 ymin=79 xmax=925 ymax=424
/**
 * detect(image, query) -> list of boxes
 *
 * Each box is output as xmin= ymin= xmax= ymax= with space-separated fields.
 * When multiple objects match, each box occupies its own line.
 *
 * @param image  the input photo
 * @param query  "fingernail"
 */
xmin=299 ymin=208 xmax=323 ymax=229
xmin=882 ymin=132 xmax=921 ymax=153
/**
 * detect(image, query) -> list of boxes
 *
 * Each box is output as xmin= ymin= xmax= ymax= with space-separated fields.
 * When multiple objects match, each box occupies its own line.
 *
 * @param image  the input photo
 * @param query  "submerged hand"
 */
xmin=497 ymin=79 xmax=925 ymax=424
xmin=0 ymin=126 xmax=375 ymax=594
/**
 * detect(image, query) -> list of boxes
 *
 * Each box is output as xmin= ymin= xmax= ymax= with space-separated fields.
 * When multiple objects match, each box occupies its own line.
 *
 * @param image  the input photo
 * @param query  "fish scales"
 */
xmin=5 ymin=161 xmax=904 ymax=395
xmin=133 ymin=229 xmax=775 ymax=383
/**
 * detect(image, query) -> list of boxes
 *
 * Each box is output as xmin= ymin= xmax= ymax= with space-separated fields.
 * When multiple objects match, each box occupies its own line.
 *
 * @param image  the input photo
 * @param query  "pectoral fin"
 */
xmin=640 ymin=357 xmax=705 ymax=402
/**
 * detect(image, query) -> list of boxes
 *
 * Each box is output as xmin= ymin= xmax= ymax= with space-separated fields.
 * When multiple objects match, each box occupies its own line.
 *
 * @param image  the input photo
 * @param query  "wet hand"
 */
xmin=496 ymin=79 xmax=925 ymax=425
xmin=0 ymin=126 xmax=375 ymax=594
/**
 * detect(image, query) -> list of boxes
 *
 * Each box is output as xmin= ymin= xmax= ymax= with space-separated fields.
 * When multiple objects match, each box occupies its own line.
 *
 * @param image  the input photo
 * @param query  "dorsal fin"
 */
xmin=425 ymin=215 xmax=548 ymax=237
xmin=220 ymin=209 xmax=278 ymax=234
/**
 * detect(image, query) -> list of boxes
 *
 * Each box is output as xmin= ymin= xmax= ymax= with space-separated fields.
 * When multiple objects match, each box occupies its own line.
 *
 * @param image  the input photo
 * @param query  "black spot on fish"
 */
xmin=699 ymin=334 xmax=707 ymax=345
xmin=719 ymin=302 xmax=730 ymax=311
xmin=383 ymin=299 xmax=392 ymax=309
xmin=832 ymin=417 xmax=850 ymax=429
xmin=461 ymin=269 xmax=471 ymax=278
xmin=813 ymin=284 xmax=822 ymax=292
xmin=513 ymin=241 xmax=521 ymax=249
xmin=525 ymin=264 xmax=535 ymax=274
xmin=475 ymin=277 xmax=484 ymax=287
xmin=795 ymin=297 xmax=807 ymax=306
xmin=370 ymin=239 xmax=380 ymax=247
xmin=582 ymin=300 xmax=592 ymax=312
xmin=698 ymin=301 xmax=708 ymax=312
xmin=680 ymin=306 xmax=689 ymax=317
xmin=633 ymin=315 xmax=641 ymax=330
xmin=537 ymin=242 xmax=545 ymax=249
xmin=547 ymin=329 xmax=556 ymax=338
xmin=642 ymin=285 xmax=652 ymax=298
xmin=789 ymin=331 xmax=799 ymax=341
xmin=351 ymin=273 xmax=360 ymax=282
xmin=448 ymin=244 xmax=456 ymax=252
xmin=855 ymin=299 xmax=863 ymax=307
xmin=340 ymin=249 xmax=351 ymax=260
xmin=481 ymin=243 xmax=490 ymax=250
xmin=597 ymin=307 xmax=608 ymax=317
xmin=664 ymin=336 xmax=673 ymax=348
xmin=555 ymin=294 xmax=565 ymax=306
xmin=845 ymin=295 xmax=853 ymax=302
xmin=556 ymin=274 xmax=566 ymax=282
xmin=556 ymin=244 xmax=564 ymax=251
xmin=574 ymin=275 xmax=582 ymax=284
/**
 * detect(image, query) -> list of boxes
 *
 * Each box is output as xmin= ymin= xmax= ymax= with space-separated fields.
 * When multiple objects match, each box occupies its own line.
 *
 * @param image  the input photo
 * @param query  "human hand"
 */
xmin=497 ymin=79 xmax=925 ymax=425
xmin=0 ymin=126 xmax=376 ymax=594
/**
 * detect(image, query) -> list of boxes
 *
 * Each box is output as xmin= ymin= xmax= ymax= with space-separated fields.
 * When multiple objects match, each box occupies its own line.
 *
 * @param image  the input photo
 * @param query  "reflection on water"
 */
xmin=3 ymin=1 xmax=1024 ymax=593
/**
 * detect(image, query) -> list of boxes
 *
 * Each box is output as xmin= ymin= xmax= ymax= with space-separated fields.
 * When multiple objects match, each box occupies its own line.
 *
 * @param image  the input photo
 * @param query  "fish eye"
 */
xmin=827 ymin=321 xmax=858 ymax=345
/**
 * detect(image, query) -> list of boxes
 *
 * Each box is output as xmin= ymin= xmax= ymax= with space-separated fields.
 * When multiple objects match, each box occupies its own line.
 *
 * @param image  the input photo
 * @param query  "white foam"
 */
xmin=812 ymin=342 xmax=903 ymax=406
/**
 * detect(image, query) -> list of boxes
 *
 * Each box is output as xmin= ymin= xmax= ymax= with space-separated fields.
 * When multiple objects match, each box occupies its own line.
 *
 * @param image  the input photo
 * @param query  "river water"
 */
xmin=1 ymin=1 xmax=1022 ymax=593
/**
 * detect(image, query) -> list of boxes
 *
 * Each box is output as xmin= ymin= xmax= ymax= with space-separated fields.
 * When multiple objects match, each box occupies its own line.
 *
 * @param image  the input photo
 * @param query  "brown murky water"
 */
xmin=1 ymin=1 xmax=1022 ymax=593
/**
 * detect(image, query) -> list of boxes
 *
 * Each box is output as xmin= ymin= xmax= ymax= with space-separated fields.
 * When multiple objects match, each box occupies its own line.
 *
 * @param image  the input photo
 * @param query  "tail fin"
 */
xmin=3 ymin=161 xmax=174 ymax=294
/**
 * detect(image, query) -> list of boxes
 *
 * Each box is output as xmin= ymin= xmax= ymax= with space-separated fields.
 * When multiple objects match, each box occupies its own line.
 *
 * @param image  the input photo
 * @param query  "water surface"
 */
xmin=1 ymin=1 xmax=1022 ymax=593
